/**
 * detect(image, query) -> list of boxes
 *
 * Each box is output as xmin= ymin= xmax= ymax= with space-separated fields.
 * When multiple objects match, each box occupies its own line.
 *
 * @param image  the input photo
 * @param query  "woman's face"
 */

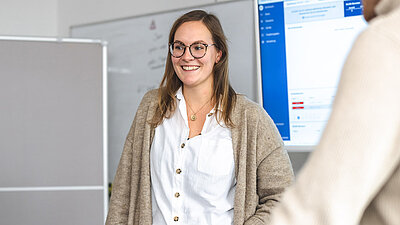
xmin=172 ymin=21 xmax=221 ymax=90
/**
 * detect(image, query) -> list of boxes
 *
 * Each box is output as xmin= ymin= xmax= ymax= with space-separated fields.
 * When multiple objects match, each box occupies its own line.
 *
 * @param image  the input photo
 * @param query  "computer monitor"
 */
xmin=254 ymin=0 xmax=367 ymax=150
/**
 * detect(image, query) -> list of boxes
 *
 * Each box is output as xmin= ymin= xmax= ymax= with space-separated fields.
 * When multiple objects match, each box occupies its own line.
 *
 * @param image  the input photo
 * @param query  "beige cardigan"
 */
xmin=106 ymin=89 xmax=294 ymax=225
xmin=269 ymin=0 xmax=400 ymax=224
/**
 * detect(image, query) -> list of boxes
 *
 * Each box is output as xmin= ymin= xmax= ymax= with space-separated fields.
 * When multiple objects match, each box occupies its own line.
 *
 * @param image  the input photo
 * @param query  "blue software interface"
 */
xmin=257 ymin=0 xmax=366 ymax=146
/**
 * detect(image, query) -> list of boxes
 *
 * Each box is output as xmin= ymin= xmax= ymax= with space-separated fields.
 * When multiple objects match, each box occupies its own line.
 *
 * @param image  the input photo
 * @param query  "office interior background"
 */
xmin=1 ymin=0 xmax=311 ymax=178
xmin=0 ymin=0 xmax=325 ymax=224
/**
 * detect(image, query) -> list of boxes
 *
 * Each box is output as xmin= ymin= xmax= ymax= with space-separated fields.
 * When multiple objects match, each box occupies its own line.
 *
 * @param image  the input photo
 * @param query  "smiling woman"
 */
xmin=170 ymin=20 xmax=220 ymax=116
xmin=106 ymin=10 xmax=294 ymax=225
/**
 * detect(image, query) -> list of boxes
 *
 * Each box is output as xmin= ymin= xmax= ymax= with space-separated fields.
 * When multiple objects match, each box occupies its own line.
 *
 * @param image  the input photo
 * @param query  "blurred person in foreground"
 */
xmin=269 ymin=0 xmax=400 ymax=224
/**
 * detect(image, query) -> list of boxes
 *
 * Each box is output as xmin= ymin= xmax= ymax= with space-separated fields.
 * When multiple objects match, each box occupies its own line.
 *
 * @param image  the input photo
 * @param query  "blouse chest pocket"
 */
xmin=197 ymin=136 xmax=234 ymax=176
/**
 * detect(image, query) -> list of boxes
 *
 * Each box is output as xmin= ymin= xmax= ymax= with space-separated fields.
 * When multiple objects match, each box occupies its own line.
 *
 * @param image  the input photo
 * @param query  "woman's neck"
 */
xmin=182 ymin=85 xmax=214 ymax=108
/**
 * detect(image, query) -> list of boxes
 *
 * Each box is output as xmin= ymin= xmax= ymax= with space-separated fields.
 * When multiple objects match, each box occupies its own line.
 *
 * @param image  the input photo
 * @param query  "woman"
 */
xmin=106 ymin=10 xmax=294 ymax=225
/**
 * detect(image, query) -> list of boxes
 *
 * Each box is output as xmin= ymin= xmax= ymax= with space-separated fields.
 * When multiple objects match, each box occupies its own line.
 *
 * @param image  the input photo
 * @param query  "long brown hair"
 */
xmin=151 ymin=10 xmax=237 ymax=127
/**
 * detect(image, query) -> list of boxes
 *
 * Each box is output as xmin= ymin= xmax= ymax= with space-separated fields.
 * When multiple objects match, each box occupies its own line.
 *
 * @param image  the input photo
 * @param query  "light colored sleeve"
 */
xmin=245 ymin=110 xmax=295 ymax=225
xmin=269 ymin=26 xmax=400 ymax=225
xmin=106 ymin=90 xmax=156 ymax=224
xmin=244 ymin=146 xmax=294 ymax=225
xmin=105 ymin=121 xmax=135 ymax=225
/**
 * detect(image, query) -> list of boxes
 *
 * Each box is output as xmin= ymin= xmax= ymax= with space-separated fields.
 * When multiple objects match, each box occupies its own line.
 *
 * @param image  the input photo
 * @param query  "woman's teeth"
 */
xmin=182 ymin=66 xmax=200 ymax=71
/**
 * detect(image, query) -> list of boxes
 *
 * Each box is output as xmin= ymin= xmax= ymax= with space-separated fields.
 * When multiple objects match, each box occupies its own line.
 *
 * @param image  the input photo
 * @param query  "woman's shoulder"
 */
xmin=233 ymin=94 xmax=284 ymax=155
xmin=233 ymin=94 xmax=279 ymax=131
xmin=142 ymin=88 xmax=158 ymax=101
xmin=134 ymin=89 xmax=159 ymax=116
xmin=234 ymin=94 xmax=267 ymax=118
xmin=139 ymin=89 xmax=158 ymax=105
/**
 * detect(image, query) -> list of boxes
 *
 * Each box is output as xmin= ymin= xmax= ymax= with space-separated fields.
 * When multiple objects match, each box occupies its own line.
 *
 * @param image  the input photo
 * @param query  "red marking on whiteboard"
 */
xmin=150 ymin=20 xmax=156 ymax=30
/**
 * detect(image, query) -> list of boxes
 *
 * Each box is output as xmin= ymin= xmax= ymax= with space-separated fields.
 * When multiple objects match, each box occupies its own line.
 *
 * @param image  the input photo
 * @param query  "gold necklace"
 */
xmin=186 ymin=98 xmax=211 ymax=121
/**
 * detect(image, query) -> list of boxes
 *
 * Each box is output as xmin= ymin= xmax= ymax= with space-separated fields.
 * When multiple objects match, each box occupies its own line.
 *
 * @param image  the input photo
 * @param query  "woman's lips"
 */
xmin=181 ymin=65 xmax=200 ymax=71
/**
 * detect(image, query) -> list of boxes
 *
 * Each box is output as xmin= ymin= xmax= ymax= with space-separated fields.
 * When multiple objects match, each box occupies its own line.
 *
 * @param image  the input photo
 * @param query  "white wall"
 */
xmin=0 ymin=0 xmax=237 ymax=37
xmin=58 ymin=0 xmax=235 ymax=37
xmin=0 ymin=0 xmax=57 ymax=36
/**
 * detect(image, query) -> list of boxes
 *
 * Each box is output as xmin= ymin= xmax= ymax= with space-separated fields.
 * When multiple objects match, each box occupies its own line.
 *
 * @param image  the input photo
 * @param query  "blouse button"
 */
xmin=176 ymin=168 xmax=182 ymax=174
xmin=180 ymin=143 xmax=185 ymax=148
xmin=175 ymin=192 xmax=180 ymax=198
xmin=174 ymin=216 xmax=179 ymax=221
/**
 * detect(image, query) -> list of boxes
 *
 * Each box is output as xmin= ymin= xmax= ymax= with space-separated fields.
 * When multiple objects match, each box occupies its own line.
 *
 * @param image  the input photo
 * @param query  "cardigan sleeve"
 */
xmin=106 ymin=120 xmax=135 ymax=224
xmin=244 ymin=110 xmax=295 ymax=225
xmin=105 ymin=90 xmax=156 ymax=225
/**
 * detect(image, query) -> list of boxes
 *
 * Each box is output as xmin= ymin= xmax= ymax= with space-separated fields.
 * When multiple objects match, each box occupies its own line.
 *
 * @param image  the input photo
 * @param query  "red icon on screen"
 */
xmin=292 ymin=101 xmax=304 ymax=109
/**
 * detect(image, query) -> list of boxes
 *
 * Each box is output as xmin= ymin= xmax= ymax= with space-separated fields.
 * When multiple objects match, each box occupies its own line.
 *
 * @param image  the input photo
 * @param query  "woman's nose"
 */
xmin=181 ymin=47 xmax=194 ymax=61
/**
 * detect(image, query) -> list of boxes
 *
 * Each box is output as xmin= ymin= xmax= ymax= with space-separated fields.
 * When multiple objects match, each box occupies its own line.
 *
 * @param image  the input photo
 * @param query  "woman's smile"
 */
xmin=181 ymin=65 xmax=200 ymax=71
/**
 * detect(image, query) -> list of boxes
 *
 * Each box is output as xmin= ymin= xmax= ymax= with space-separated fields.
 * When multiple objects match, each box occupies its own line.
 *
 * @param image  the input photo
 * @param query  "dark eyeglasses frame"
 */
xmin=169 ymin=41 xmax=217 ymax=59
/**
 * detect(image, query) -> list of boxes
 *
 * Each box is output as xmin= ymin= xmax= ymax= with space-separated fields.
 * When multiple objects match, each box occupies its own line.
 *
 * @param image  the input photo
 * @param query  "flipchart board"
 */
xmin=0 ymin=36 xmax=108 ymax=224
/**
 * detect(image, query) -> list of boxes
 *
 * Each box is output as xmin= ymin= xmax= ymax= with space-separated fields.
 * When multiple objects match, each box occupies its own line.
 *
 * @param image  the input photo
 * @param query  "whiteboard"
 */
xmin=71 ymin=0 xmax=256 ymax=182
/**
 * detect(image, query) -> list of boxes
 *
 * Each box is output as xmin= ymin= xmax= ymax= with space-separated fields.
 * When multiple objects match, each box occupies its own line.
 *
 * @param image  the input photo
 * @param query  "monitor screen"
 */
xmin=254 ymin=0 xmax=367 ymax=149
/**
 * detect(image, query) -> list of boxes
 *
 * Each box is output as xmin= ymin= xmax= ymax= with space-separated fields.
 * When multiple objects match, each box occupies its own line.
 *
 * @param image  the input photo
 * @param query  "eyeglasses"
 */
xmin=169 ymin=41 xmax=217 ymax=59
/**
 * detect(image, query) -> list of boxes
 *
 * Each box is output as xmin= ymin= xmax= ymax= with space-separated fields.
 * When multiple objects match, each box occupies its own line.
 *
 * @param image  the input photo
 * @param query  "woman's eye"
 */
xmin=174 ymin=45 xmax=184 ymax=50
xmin=193 ymin=45 xmax=205 ymax=51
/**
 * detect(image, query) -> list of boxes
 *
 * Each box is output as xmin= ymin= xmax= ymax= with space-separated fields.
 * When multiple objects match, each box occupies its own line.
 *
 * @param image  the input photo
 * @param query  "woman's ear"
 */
xmin=216 ymin=50 xmax=222 ymax=63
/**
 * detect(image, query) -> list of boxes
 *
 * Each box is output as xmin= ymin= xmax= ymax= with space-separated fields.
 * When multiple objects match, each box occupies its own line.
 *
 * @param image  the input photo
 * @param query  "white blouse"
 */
xmin=150 ymin=88 xmax=236 ymax=225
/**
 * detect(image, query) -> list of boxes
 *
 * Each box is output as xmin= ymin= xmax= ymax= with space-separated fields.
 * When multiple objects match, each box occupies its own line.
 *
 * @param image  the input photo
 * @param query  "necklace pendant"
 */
xmin=190 ymin=114 xmax=197 ymax=121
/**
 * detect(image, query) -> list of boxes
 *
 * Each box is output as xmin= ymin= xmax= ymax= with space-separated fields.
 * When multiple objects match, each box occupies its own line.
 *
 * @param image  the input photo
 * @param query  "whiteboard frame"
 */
xmin=254 ymin=0 xmax=263 ymax=105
